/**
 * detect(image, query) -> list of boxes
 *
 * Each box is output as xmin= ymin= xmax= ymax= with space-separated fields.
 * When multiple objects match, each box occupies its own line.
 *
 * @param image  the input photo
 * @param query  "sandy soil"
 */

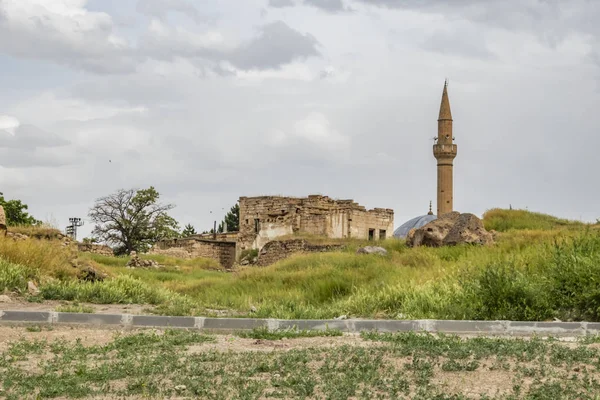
xmin=0 ymin=297 xmax=154 ymax=315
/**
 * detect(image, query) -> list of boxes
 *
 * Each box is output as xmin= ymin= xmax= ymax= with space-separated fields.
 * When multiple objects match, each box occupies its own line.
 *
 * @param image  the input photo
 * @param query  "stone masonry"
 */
xmin=238 ymin=195 xmax=394 ymax=251
xmin=256 ymin=239 xmax=346 ymax=266
xmin=150 ymin=237 xmax=237 ymax=269
xmin=77 ymin=243 xmax=114 ymax=256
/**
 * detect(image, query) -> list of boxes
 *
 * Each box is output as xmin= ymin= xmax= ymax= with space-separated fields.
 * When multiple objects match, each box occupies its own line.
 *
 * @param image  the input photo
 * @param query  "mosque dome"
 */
xmin=393 ymin=214 xmax=437 ymax=238
xmin=393 ymin=202 xmax=437 ymax=238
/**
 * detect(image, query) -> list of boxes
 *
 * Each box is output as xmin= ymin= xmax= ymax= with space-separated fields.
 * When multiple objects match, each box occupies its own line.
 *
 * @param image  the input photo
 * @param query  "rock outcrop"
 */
xmin=77 ymin=243 xmax=114 ymax=256
xmin=406 ymin=212 xmax=494 ymax=247
xmin=126 ymin=251 xmax=162 ymax=269
xmin=356 ymin=246 xmax=388 ymax=256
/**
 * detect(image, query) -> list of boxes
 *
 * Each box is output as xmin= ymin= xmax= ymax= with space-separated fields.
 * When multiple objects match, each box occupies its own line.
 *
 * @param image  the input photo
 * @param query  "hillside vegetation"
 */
xmin=1 ymin=209 xmax=599 ymax=321
xmin=483 ymin=208 xmax=587 ymax=232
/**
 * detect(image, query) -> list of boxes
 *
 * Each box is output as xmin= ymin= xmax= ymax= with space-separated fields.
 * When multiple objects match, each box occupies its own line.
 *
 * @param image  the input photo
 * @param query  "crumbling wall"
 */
xmin=238 ymin=195 xmax=394 ymax=251
xmin=151 ymin=238 xmax=237 ymax=269
xmin=257 ymin=239 xmax=346 ymax=266
xmin=77 ymin=243 xmax=114 ymax=256
xmin=190 ymin=232 xmax=239 ymax=242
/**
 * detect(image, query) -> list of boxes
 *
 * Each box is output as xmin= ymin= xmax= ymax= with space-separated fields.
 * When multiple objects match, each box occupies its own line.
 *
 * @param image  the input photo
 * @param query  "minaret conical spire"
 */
xmin=438 ymin=79 xmax=452 ymax=121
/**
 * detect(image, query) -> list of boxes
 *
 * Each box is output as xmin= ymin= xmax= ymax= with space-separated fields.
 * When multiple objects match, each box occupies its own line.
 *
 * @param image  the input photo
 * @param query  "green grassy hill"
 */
xmin=1 ymin=209 xmax=600 ymax=321
xmin=483 ymin=207 xmax=589 ymax=231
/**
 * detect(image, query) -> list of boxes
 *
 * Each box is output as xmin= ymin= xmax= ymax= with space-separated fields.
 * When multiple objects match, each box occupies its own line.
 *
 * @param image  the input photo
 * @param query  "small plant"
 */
xmin=25 ymin=325 xmax=42 ymax=332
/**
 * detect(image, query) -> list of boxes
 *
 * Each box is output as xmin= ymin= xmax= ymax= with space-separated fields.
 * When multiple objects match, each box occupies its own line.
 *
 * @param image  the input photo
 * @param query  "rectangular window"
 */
xmin=254 ymin=218 xmax=260 ymax=234
xmin=379 ymin=230 xmax=386 ymax=240
xmin=368 ymin=229 xmax=375 ymax=241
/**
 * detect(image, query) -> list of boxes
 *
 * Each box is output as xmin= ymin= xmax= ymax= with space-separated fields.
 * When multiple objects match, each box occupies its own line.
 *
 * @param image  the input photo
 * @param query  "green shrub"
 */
xmin=0 ymin=258 xmax=38 ymax=293
xmin=545 ymin=234 xmax=600 ymax=320
xmin=462 ymin=262 xmax=553 ymax=321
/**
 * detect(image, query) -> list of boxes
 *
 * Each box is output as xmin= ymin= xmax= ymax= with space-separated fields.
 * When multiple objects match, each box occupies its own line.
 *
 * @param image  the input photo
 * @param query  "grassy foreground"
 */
xmin=1 ymin=328 xmax=600 ymax=399
xmin=1 ymin=208 xmax=600 ymax=321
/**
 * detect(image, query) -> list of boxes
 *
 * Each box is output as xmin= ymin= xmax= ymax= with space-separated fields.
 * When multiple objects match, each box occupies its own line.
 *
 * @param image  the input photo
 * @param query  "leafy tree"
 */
xmin=88 ymin=187 xmax=179 ymax=255
xmin=0 ymin=192 xmax=40 ymax=226
xmin=181 ymin=223 xmax=197 ymax=237
xmin=218 ymin=204 xmax=239 ymax=233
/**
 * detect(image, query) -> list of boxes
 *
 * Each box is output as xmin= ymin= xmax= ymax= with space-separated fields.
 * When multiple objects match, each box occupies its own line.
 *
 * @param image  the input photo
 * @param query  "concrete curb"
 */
xmin=0 ymin=311 xmax=598 ymax=336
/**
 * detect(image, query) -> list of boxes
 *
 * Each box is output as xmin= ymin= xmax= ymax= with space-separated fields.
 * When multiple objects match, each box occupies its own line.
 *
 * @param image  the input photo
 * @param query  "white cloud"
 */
xmin=293 ymin=112 xmax=348 ymax=147
xmin=0 ymin=115 xmax=20 ymax=136
xmin=269 ymin=112 xmax=349 ymax=152
xmin=1 ymin=0 xmax=600 ymax=237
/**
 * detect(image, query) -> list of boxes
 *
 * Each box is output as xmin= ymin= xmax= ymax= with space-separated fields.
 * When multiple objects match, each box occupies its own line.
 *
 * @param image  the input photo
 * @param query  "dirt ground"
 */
xmin=0 ymin=325 xmax=366 ymax=353
xmin=0 ymin=298 xmax=154 ymax=315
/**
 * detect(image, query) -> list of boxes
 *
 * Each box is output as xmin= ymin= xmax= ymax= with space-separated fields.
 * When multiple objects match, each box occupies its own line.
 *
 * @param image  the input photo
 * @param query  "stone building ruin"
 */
xmin=237 ymin=195 xmax=394 ymax=251
xmin=151 ymin=194 xmax=393 ymax=267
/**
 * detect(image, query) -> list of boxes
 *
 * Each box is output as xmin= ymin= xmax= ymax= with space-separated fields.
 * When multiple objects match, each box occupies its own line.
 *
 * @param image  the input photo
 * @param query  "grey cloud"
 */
xmin=269 ymin=0 xmax=350 ymax=13
xmin=137 ymin=20 xmax=320 ymax=71
xmin=269 ymin=0 xmax=296 ymax=7
xmin=228 ymin=21 xmax=320 ymax=69
xmin=136 ymin=0 xmax=205 ymax=23
xmin=0 ymin=2 xmax=321 ymax=75
xmin=0 ymin=147 xmax=76 ymax=168
xmin=304 ymin=0 xmax=349 ymax=13
xmin=0 ymin=1 xmax=138 ymax=74
xmin=420 ymin=24 xmax=494 ymax=60
xmin=354 ymin=0 xmax=584 ymax=37
xmin=0 ymin=124 xmax=69 ymax=149
xmin=0 ymin=124 xmax=75 ymax=168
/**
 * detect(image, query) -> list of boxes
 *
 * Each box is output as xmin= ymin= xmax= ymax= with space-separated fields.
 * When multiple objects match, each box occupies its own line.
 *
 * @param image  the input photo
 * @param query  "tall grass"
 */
xmin=8 ymin=225 xmax=66 ymax=240
xmin=0 ymin=258 xmax=38 ymax=293
xmin=2 ymin=208 xmax=600 ymax=322
xmin=0 ymin=235 xmax=75 ymax=280
xmin=40 ymin=275 xmax=197 ymax=316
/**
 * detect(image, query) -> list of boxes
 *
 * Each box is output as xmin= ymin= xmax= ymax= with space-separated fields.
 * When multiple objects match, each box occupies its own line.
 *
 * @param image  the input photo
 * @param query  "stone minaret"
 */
xmin=433 ymin=80 xmax=457 ymax=216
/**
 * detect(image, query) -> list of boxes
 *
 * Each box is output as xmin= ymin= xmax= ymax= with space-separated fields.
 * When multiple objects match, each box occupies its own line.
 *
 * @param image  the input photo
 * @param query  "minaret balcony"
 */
xmin=433 ymin=144 xmax=457 ymax=159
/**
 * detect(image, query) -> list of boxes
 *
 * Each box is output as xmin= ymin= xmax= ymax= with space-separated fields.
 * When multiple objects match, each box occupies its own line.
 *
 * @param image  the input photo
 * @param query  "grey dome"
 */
xmin=394 ymin=214 xmax=437 ymax=238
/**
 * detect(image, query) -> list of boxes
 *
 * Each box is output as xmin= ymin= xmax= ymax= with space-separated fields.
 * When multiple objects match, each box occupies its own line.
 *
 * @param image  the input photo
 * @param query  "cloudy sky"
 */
xmin=0 ymin=0 xmax=599 ymax=238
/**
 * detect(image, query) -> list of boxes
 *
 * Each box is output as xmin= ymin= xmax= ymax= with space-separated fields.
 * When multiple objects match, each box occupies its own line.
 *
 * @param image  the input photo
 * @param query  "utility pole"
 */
xmin=67 ymin=217 xmax=84 ymax=241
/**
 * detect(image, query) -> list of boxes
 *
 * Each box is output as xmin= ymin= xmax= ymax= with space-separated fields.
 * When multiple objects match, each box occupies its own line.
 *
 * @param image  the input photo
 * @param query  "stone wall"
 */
xmin=190 ymin=232 xmax=239 ymax=242
xmin=150 ymin=238 xmax=237 ymax=269
xmin=238 ymin=195 xmax=394 ymax=251
xmin=77 ymin=243 xmax=114 ymax=256
xmin=256 ymin=239 xmax=346 ymax=266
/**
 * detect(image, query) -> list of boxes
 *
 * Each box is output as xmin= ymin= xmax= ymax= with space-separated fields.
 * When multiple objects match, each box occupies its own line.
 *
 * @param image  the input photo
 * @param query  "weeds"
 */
xmin=2 ymin=330 xmax=600 ymax=399
xmin=236 ymin=327 xmax=343 ymax=340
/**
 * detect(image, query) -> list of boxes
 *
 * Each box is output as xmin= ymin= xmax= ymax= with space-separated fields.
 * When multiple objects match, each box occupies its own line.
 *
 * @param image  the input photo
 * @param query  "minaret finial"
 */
xmin=438 ymin=79 xmax=452 ymax=121
xmin=428 ymin=200 xmax=433 ymax=215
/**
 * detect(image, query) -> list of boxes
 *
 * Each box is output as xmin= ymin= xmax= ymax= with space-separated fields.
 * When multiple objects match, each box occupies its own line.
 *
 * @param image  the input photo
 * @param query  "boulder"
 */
xmin=6 ymin=232 xmax=28 ymax=241
xmin=356 ymin=246 xmax=388 ymax=256
xmin=126 ymin=251 xmax=162 ymax=269
xmin=27 ymin=281 xmax=40 ymax=295
xmin=407 ymin=212 xmax=494 ymax=248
